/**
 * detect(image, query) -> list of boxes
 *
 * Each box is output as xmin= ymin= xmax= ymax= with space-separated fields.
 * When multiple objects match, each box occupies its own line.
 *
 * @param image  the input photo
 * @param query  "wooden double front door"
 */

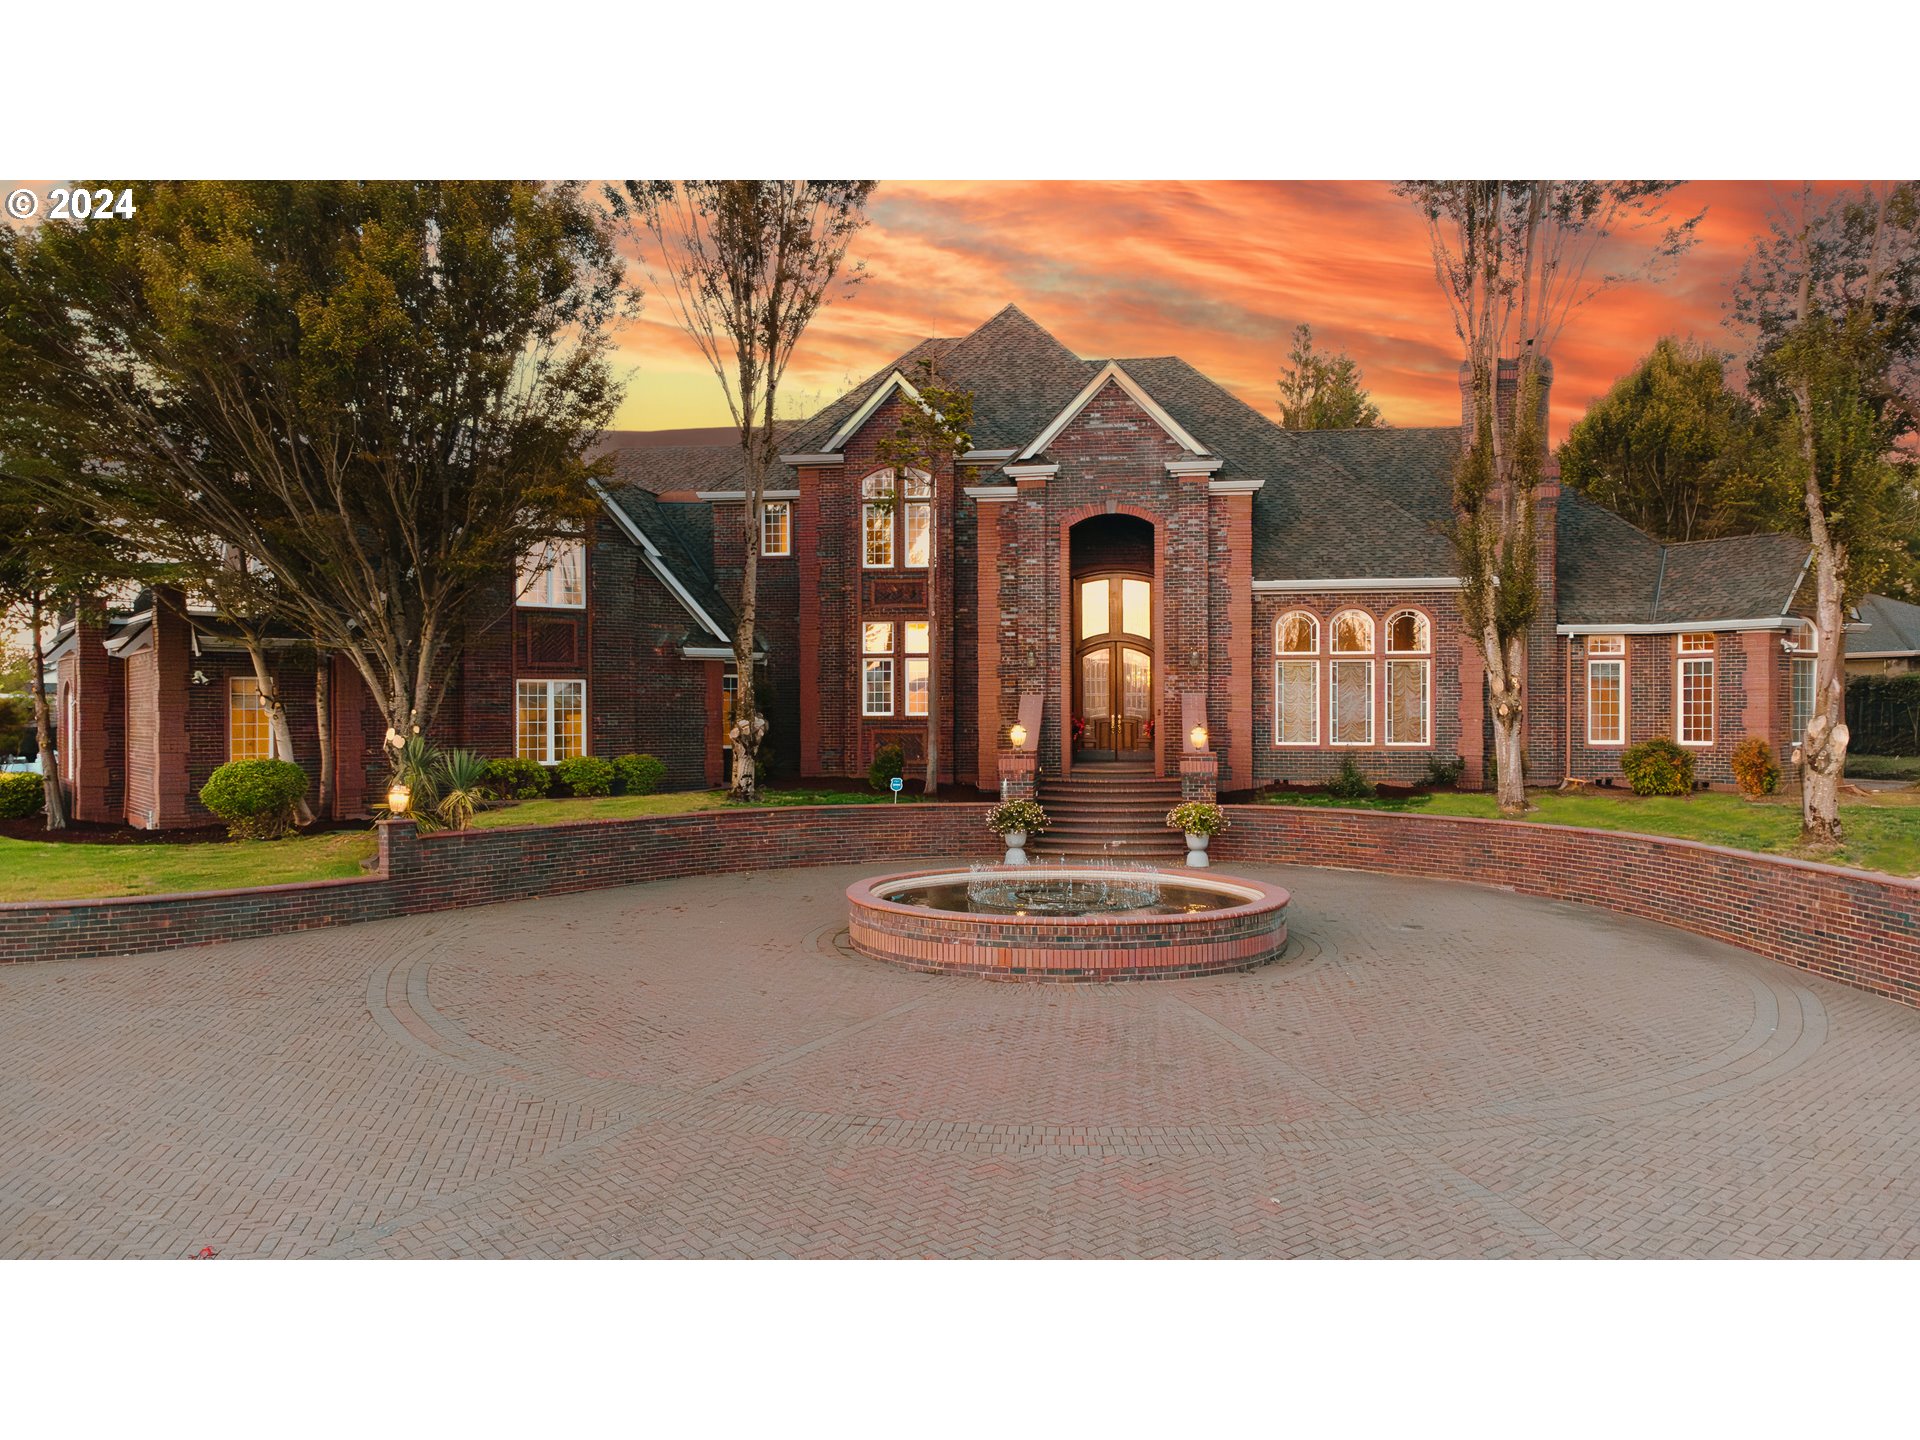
xmin=1073 ymin=572 xmax=1152 ymax=758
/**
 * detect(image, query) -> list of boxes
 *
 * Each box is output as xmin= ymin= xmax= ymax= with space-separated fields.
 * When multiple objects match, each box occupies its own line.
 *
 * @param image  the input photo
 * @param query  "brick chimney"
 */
xmin=1458 ymin=356 xmax=1553 ymax=440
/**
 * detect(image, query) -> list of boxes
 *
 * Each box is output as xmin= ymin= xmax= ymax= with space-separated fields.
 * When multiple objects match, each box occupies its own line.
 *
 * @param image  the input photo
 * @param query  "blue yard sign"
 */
xmin=890 ymin=776 xmax=904 ymax=801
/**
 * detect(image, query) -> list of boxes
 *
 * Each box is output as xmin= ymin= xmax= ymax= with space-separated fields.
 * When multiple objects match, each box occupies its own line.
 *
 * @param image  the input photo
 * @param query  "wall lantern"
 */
xmin=386 ymin=781 xmax=412 ymax=816
xmin=1189 ymin=725 xmax=1209 ymax=751
xmin=1008 ymin=723 xmax=1028 ymax=750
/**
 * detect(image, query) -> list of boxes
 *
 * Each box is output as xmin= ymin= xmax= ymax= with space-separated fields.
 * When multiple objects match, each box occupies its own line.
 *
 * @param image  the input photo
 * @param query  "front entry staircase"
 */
xmin=1035 ymin=758 xmax=1185 ymax=860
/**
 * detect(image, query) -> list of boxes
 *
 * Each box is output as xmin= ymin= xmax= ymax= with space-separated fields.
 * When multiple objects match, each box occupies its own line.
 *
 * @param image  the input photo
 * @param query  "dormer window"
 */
xmin=517 ymin=539 xmax=585 ymax=609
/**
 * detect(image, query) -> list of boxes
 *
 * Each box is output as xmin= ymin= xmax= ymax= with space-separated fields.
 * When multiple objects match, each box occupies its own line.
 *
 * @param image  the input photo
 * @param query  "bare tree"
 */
xmin=1396 ymin=182 xmax=1701 ymax=814
xmin=1733 ymin=181 xmax=1920 ymax=846
xmin=608 ymin=181 xmax=876 ymax=802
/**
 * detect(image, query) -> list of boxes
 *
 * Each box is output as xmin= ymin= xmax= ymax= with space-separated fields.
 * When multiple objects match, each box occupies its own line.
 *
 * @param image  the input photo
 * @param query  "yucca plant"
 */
xmin=436 ymin=748 xmax=492 ymax=831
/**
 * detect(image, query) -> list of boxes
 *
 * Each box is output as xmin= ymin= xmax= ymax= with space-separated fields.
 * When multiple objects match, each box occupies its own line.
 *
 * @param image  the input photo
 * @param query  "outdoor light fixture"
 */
xmin=387 ymin=781 xmax=411 ymax=815
xmin=1009 ymin=723 xmax=1027 ymax=749
xmin=1190 ymin=725 xmax=1209 ymax=750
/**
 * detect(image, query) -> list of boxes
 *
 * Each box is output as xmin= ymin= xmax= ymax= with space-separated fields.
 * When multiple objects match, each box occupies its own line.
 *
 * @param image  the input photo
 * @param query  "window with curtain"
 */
xmin=1329 ymin=610 xmax=1374 ymax=745
xmin=1273 ymin=611 xmax=1319 ymax=746
xmin=1384 ymin=610 xmax=1430 ymax=746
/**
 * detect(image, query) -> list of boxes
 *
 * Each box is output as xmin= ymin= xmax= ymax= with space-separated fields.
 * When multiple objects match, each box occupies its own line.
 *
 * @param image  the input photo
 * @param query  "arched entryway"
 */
xmin=1068 ymin=514 xmax=1155 ymax=763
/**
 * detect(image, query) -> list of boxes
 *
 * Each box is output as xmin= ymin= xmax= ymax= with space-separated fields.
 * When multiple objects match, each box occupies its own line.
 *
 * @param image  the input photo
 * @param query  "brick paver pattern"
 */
xmin=4 ymin=861 xmax=1918 ymax=1258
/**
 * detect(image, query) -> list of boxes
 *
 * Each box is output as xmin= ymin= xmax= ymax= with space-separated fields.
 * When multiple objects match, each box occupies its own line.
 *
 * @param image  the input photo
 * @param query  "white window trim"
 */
xmin=1272 ymin=658 xmax=1320 ymax=747
xmin=1676 ymin=656 xmax=1715 ymax=748
xmin=1329 ymin=658 xmax=1375 ymax=747
xmin=1384 ymin=608 xmax=1432 ymax=657
xmin=1586 ymin=657 xmax=1626 ymax=747
xmin=516 ymin=678 xmax=587 ymax=765
xmin=1330 ymin=608 xmax=1376 ymax=656
xmin=1276 ymin=610 xmax=1320 ymax=658
xmin=862 ymin=503 xmax=894 ymax=568
xmin=903 ymin=501 xmax=932 ymax=570
xmin=516 ymin=538 xmax=587 ymax=610
xmin=1586 ymin=634 xmax=1625 ymax=656
xmin=1384 ymin=657 xmax=1432 ymax=748
xmin=862 ymin=658 xmax=894 ymax=717
xmin=760 ymin=500 xmax=792 ymax=558
xmin=1678 ymin=632 xmax=1715 ymax=654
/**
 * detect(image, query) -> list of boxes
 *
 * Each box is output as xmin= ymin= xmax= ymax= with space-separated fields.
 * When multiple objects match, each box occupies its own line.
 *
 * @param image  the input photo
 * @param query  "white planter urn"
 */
xmin=1002 ymin=830 xmax=1029 ymax=865
xmin=1184 ymin=832 xmax=1211 ymax=868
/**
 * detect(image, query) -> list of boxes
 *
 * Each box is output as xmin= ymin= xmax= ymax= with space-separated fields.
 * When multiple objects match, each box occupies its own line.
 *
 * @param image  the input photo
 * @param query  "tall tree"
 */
xmin=1396 ymin=181 xmax=1701 ymax=815
xmin=1275 ymin=323 xmax=1384 ymax=430
xmin=1732 ymin=181 xmax=1920 ymax=847
xmin=875 ymin=358 xmax=975 ymax=795
xmin=1558 ymin=337 xmax=1761 ymax=541
xmin=608 ymin=180 xmax=875 ymax=801
xmin=0 ymin=181 xmax=625 ymax=758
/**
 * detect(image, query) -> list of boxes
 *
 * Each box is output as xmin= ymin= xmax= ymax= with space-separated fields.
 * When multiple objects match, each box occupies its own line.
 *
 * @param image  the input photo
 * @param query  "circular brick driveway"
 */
xmin=5 ymin=860 xmax=1919 ymax=1258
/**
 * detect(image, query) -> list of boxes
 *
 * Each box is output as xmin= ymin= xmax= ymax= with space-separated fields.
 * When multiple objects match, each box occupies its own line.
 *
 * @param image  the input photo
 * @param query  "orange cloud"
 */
xmin=610 ymin=180 xmax=1858 ymax=442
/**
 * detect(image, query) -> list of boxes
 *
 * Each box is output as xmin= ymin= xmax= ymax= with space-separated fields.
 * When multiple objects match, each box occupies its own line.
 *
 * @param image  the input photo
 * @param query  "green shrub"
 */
xmin=1621 ymin=737 xmax=1695 ymax=796
xmin=435 ymin=748 xmax=492 ymax=831
xmin=0 ymin=771 xmax=45 ymax=821
xmin=867 ymin=742 xmax=905 ymax=793
xmin=200 ymin=758 xmax=309 ymax=839
xmin=483 ymin=756 xmax=551 ymax=800
xmin=1423 ymin=754 xmax=1467 ymax=788
xmin=555 ymin=755 xmax=615 ymax=797
xmin=1731 ymin=737 xmax=1780 ymax=798
xmin=613 ymin=753 xmax=667 ymax=796
xmin=1325 ymin=756 xmax=1377 ymax=801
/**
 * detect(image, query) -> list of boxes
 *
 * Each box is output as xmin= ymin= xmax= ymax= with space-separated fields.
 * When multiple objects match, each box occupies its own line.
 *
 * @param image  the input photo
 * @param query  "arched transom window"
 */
xmin=1384 ymin=609 xmax=1431 ymax=746
xmin=1273 ymin=611 xmax=1319 ymax=745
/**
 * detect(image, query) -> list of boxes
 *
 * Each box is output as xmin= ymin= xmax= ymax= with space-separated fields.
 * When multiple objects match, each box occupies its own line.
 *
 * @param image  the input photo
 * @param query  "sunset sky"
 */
xmin=608 ymin=180 xmax=1835 ymax=444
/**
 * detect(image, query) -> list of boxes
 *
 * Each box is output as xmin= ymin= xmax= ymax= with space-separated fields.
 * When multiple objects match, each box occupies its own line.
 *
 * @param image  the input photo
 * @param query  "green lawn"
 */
xmin=0 ymin=829 xmax=377 ymax=903
xmin=467 ymin=784 xmax=922 ymax=830
xmin=1261 ymin=787 xmax=1920 ymax=877
xmin=1845 ymin=754 xmax=1920 ymax=782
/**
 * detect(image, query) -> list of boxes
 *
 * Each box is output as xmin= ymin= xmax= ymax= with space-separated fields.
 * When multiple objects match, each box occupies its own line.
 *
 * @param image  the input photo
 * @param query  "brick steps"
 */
xmin=1038 ymin=762 xmax=1184 ymax=859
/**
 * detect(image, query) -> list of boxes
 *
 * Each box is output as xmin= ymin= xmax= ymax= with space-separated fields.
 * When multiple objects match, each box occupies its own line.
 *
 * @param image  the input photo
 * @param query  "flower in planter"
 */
xmin=986 ymin=798 xmax=1050 ymax=836
xmin=1166 ymin=801 xmax=1228 ymax=837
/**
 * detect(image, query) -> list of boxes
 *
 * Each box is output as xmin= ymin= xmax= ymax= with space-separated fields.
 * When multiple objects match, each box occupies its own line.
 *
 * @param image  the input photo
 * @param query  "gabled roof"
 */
xmin=1555 ymin=491 xmax=1811 ymax=627
xmin=1018 ymin=361 xmax=1209 ymax=460
xmin=592 ymin=444 xmax=738 ymax=647
xmin=1854 ymin=592 xmax=1920 ymax=656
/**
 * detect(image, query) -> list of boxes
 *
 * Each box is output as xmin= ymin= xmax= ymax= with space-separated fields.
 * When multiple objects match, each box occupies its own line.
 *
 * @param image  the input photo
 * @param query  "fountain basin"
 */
xmin=846 ymin=866 xmax=1289 ymax=982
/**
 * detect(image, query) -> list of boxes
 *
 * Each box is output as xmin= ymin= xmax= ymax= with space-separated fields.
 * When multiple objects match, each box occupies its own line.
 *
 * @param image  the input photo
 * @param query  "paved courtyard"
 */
xmin=5 ymin=859 xmax=1920 ymax=1259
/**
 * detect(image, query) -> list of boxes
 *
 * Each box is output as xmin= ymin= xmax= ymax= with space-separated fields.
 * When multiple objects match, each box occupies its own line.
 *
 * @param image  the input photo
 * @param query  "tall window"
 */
xmin=1791 ymin=628 xmax=1818 ymax=740
xmin=904 ymin=621 xmax=931 ymax=717
xmin=1384 ymin=609 xmax=1431 ymax=747
xmin=1677 ymin=634 xmax=1715 ymax=747
xmin=1273 ymin=611 xmax=1319 ymax=746
xmin=861 ymin=468 xmax=931 ymax=569
xmin=517 ymin=679 xmax=585 ymax=763
xmin=1329 ymin=609 xmax=1374 ymax=746
xmin=761 ymin=501 xmax=791 ymax=557
xmin=517 ymin=539 xmax=585 ymax=608
xmin=1586 ymin=635 xmax=1625 ymax=746
xmin=862 ymin=621 xmax=894 ymax=716
xmin=229 ymin=677 xmax=273 ymax=760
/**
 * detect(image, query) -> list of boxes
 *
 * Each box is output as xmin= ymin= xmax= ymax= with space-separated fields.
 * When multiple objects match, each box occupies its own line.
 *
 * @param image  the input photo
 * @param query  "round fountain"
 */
xmin=846 ymin=862 xmax=1289 ymax=982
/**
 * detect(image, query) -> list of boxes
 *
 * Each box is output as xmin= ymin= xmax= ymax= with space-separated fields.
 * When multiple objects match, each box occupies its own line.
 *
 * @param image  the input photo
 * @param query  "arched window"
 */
xmin=1384 ymin=610 xmax=1430 ymax=747
xmin=861 ymin=468 xmax=932 ymax=569
xmin=1329 ymin=610 xmax=1374 ymax=745
xmin=1273 ymin=611 xmax=1318 ymax=745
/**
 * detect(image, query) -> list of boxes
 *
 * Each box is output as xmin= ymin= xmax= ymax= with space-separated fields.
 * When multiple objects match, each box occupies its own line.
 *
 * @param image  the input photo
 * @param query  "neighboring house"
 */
xmin=1847 ymin=593 xmax=1920 ymax=676
xmin=48 ymin=304 xmax=1824 ymax=827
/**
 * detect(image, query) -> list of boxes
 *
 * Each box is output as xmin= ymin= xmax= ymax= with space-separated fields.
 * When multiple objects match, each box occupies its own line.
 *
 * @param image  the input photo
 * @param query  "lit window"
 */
xmin=1588 ymin=658 xmax=1625 ymax=745
xmin=905 ymin=501 xmax=931 ymax=568
xmin=1385 ymin=609 xmax=1429 ymax=654
xmin=1121 ymin=578 xmax=1150 ymax=637
xmin=761 ymin=501 xmax=791 ymax=557
xmin=1331 ymin=609 xmax=1375 ymax=654
xmin=1791 ymin=626 xmax=1818 ymax=740
xmin=1678 ymin=632 xmax=1714 ymax=654
xmin=1587 ymin=634 xmax=1624 ymax=656
xmin=516 ymin=679 xmax=586 ymax=763
xmin=863 ymin=621 xmax=893 ymax=655
xmin=1678 ymin=647 xmax=1715 ymax=747
xmin=1386 ymin=660 xmax=1428 ymax=746
xmin=517 ymin=539 xmax=586 ymax=608
xmin=862 ymin=620 xmax=894 ymax=716
xmin=229 ymin=677 xmax=273 ymax=760
xmin=1277 ymin=611 xmax=1318 ymax=655
xmin=1330 ymin=659 xmax=1374 ymax=745
xmin=905 ymin=621 xmax=930 ymax=717
xmin=1080 ymin=578 xmax=1110 ymax=640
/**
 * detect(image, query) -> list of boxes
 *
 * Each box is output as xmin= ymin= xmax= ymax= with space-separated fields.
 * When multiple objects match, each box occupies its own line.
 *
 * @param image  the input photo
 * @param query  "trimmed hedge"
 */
xmin=199 ymin=758 xmax=309 ymax=839
xmin=613 ymin=753 xmax=666 ymax=796
xmin=1621 ymin=737 xmax=1695 ymax=796
xmin=0 ymin=771 xmax=45 ymax=821
xmin=1731 ymin=737 xmax=1780 ymax=798
xmin=1847 ymin=673 xmax=1920 ymax=756
xmin=867 ymin=743 xmax=904 ymax=793
xmin=483 ymin=756 xmax=551 ymax=801
xmin=555 ymin=755 xmax=615 ymax=798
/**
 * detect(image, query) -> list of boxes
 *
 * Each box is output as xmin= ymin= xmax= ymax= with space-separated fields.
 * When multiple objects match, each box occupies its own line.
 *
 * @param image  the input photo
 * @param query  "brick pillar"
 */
xmin=1209 ymin=489 xmax=1255 ymax=794
xmin=1179 ymin=752 xmax=1219 ymax=803
xmin=975 ymin=498 xmax=1006 ymax=787
xmin=1459 ymin=632 xmax=1487 ymax=789
xmin=996 ymin=751 xmax=1037 ymax=801
xmin=149 ymin=588 xmax=194 ymax=828
xmin=67 ymin=609 xmax=118 ymax=822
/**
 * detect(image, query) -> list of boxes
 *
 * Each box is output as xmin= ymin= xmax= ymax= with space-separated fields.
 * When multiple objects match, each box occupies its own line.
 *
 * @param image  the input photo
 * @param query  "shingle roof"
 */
xmin=1555 ymin=490 xmax=1810 ymax=626
xmin=1854 ymin=592 xmax=1920 ymax=655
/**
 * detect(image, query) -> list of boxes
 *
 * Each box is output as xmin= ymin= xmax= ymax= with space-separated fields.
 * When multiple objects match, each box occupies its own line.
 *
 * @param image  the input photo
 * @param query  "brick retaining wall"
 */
xmin=5 ymin=803 xmax=1916 ymax=1014
xmin=1215 ymin=805 xmax=1920 ymax=1007
xmin=0 ymin=805 xmax=991 ymax=967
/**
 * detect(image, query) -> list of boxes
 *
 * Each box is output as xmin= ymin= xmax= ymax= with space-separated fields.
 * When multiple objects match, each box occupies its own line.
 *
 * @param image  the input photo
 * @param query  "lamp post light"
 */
xmin=1189 ymin=725 xmax=1208 ymax=751
xmin=1008 ymin=723 xmax=1027 ymax=750
xmin=386 ymin=781 xmax=412 ymax=816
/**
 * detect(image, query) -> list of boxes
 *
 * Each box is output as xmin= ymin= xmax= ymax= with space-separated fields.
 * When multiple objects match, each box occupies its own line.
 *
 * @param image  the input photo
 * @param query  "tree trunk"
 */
xmin=245 ymin=638 xmax=315 ymax=826
xmin=923 ymin=505 xmax=941 ymax=796
xmin=28 ymin=595 xmax=67 ymax=830
xmin=730 ymin=507 xmax=761 ymax=803
xmin=1790 ymin=341 xmax=1848 ymax=848
xmin=1484 ymin=625 xmax=1529 ymax=815
xmin=313 ymin=653 xmax=334 ymax=821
